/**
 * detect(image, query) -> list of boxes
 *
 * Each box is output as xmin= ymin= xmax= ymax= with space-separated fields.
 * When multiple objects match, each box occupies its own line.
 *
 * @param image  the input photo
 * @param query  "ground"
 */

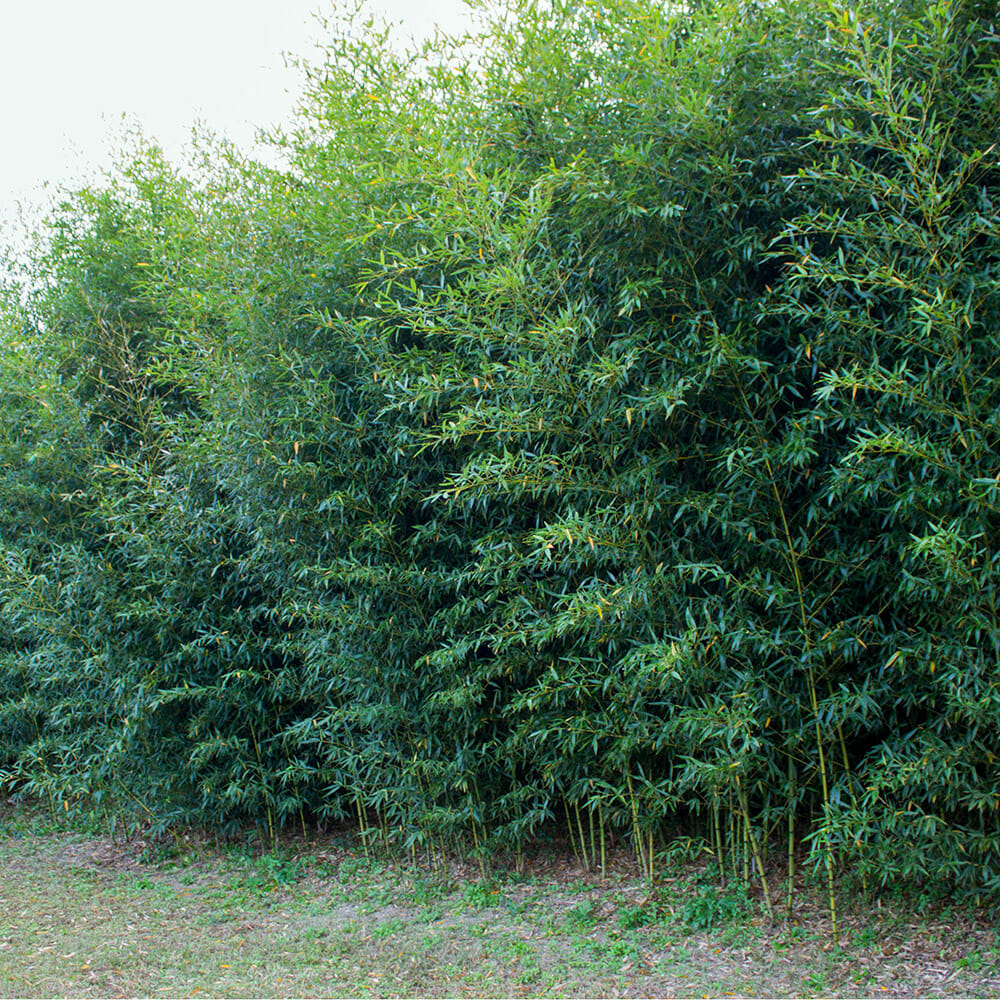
xmin=1 ymin=805 xmax=998 ymax=998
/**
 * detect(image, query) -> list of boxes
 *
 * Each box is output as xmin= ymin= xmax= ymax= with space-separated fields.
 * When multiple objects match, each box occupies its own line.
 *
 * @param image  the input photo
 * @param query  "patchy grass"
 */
xmin=1 ymin=805 xmax=998 ymax=998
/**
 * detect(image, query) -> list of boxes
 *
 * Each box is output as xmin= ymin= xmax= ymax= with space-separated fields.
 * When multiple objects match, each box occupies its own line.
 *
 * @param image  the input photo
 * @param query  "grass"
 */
xmin=1 ymin=804 xmax=999 ymax=998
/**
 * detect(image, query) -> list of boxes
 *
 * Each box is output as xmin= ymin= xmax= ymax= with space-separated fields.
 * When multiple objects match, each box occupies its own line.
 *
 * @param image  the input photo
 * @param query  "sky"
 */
xmin=0 ymin=0 xmax=471 ymax=249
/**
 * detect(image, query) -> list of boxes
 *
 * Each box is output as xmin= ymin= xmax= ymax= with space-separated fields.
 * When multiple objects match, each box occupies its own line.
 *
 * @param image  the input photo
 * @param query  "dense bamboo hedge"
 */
xmin=2 ymin=0 xmax=999 ymax=917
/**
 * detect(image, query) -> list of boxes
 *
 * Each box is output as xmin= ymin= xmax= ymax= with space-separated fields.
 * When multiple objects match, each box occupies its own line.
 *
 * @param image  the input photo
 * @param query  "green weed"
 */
xmin=371 ymin=916 xmax=408 ymax=940
xmin=677 ymin=882 xmax=753 ymax=931
xmin=566 ymin=900 xmax=600 ymax=928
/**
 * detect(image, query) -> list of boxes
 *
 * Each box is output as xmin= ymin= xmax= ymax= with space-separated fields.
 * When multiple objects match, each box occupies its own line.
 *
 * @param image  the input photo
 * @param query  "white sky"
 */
xmin=0 ymin=0 xmax=471 ymax=250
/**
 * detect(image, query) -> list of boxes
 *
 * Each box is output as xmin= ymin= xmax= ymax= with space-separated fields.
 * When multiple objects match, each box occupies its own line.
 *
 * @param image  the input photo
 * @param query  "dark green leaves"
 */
xmin=1 ymin=0 xmax=997 ymax=905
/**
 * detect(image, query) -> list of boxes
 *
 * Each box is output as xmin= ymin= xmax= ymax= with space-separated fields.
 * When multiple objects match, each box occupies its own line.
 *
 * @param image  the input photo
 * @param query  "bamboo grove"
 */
xmin=1 ymin=0 xmax=998 ymax=916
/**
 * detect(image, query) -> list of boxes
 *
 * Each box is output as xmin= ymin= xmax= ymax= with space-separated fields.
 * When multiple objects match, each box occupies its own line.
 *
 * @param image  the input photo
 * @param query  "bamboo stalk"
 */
xmin=564 ymin=797 xmax=579 ymax=866
xmin=728 ymin=794 xmax=738 ymax=886
xmin=728 ymin=363 xmax=838 ymax=944
xmin=736 ymin=778 xmax=774 ymax=922
xmin=599 ymin=806 xmax=607 ymax=880
xmin=248 ymin=719 xmax=275 ymax=849
xmin=786 ymin=756 xmax=796 ymax=921
xmin=588 ymin=804 xmax=597 ymax=873
xmin=807 ymin=681 xmax=838 ymax=944
xmin=742 ymin=810 xmax=750 ymax=886
xmin=713 ymin=796 xmax=726 ymax=886
xmin=574 ymin=801 xmax=590 ymax=871
xmin=355 ymin=796 xmax=371 ymax=860
xmin=472 ymin=816 xmax=487 ymax=879
xmin=625 ymin=770 xmax=648 ymax=876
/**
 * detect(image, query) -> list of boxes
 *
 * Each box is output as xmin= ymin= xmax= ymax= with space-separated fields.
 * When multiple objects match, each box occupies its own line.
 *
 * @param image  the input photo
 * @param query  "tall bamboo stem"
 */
xmin=574 ymin=801 xmax=590 ymax=871
xmin=626 ymin=770 xmax=648 ymax=876
xmin=736 ymin=778 xmax=774 ymax=921
xmin=786 ymin=755 xmax=796 ymax=920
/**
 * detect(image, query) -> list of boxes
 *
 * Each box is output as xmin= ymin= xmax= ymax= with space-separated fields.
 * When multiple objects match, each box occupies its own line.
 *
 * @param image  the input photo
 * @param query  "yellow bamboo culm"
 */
xmin=625 ymin=770 xmax=648 ymax=877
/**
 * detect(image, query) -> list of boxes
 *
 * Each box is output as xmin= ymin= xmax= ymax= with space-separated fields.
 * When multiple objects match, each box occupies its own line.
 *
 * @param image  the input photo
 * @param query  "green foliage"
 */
xmin=617 ymin=902 xmax=658 ymax=930
xmin=678 ymin=882 xmax=753 ymax=931
xmin=1 ymin=0 xmax=998 ymax=912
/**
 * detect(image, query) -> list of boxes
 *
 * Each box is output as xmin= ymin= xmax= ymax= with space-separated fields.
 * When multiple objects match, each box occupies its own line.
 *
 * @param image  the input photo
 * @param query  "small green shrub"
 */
xmin=617 ymin=902 xmax=658 ymax=929
xmin=678 ymin=883 xmax=752 ymax=931
xmin=565 ymin=900 xmax=599 ymax=928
